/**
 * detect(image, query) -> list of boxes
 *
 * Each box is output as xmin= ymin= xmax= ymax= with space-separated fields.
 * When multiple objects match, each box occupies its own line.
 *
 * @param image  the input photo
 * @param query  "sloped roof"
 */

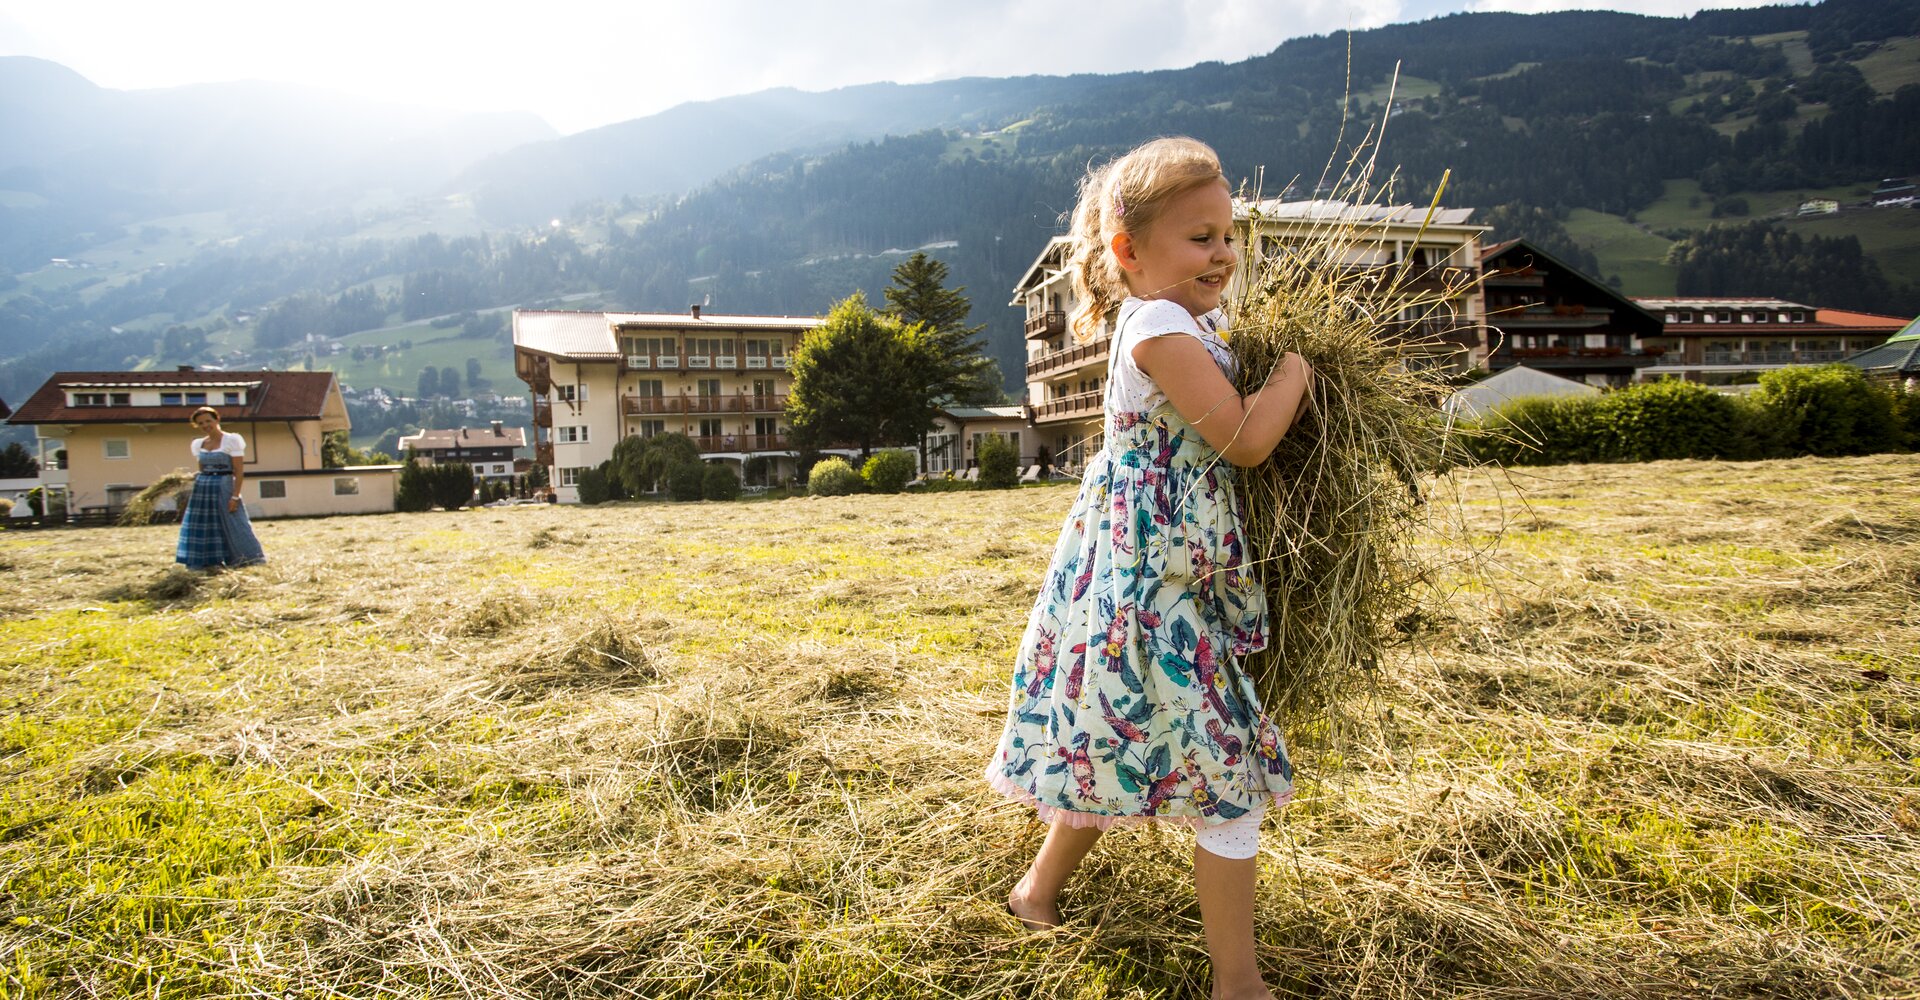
xmin=6 ymin=370 xmax=343 ymax=426
xmin=398 ymin=425 xmax=528 ymax=450
xmin=1238 ymin=198 xmax=1481 ymax=228
xmin=1445 ymin=365 xmax=1602 ymax=418
xmin=513 ymin=309 xmax=824 ymax=360
xmin=941 ymin=404 xmax=1025 ymax=422
xmin=1843 ymin=314 xmax=1920 ymax=374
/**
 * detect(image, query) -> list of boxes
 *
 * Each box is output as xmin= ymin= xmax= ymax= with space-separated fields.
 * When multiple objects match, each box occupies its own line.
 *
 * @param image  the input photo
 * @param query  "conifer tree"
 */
xmin=883 ymin=252 xmax=1002 ymax=407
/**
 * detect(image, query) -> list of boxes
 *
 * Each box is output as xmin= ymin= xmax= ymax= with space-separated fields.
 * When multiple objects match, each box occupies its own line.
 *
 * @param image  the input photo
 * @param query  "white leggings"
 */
xmin=1193 ymin=804 xmax=1264 ymax=860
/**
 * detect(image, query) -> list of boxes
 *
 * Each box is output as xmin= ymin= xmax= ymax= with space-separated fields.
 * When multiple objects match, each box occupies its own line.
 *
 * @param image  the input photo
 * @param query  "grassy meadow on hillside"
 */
xmin=1 ymin=456 xmax=1916 ymax=998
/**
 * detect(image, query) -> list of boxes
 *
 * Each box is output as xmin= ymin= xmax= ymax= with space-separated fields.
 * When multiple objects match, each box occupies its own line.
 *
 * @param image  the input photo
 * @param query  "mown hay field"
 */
xmin=2 ymin=455 xmax=1917 ymax=999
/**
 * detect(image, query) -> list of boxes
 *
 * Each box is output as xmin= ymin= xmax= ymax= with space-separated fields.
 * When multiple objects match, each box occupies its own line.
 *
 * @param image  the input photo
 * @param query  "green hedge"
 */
xmin=808 ymin=457 xmax=861 ymax=497
xmin=1463 ymin=366 xmax=1913 ymax=466
xmin=861 ymin=450 xmax=917 ymax=493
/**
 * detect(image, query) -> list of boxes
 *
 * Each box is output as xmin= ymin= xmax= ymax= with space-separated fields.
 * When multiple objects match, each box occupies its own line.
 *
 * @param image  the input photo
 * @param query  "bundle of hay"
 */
xmin=119 ymin=469 xmax=196 ymax=526
xmin=1224 ymin=165 xmax=1482 ymax=751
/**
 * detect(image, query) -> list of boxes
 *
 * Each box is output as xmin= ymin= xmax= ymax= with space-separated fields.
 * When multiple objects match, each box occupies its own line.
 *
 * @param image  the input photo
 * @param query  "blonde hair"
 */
xmin=1065 ymin=136 xmax=1229 ymax=343
xmin=190 ymin=406 xmax=220 ymax=424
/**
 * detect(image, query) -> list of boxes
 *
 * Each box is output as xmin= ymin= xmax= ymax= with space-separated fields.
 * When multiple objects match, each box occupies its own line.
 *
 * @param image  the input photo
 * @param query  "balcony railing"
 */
xmin=535 ymin=442 xmax=554 ymax=466
xmin=1657 ymin=348 xmax=1853 ymax=367
xmin=532 ymin=398 xmax=553 ymax=428
xmin=1032 ymin=390 xmax=1103 ymax=421
xmin=1487 ymin=305 xmax=1614 ymax=326
xmin=630 ymin=351 xmax=788 ymax=371
xmin=1027 ymin=340 xmax=1108 ymax=380
xmin=622 ymin=393 xmax=791 ymax=415
xmin=1025 ymin=310 xmax=1067 ymax=338
xmin=694 ymin=433 xmax=789 ymax=453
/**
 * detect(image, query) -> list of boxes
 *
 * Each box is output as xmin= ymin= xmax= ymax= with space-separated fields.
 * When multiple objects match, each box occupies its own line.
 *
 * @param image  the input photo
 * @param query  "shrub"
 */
xmin=1463 ymin=395 xmax=1600 ymax=465
xmin=668 ymin=461 xmax=707 ymax=502
xmin=861 ymin=450 xmax=917 ymax=493
xmin=977 ymin=434 xmax=1019 ymax=488
xmin=1754 ymin=364 xmax=1901 ymax=457
xmin=430 ymin=462 xmax=477 ymax=510
xmin=808 ymin=457 xmax=860 ymax=496
xmin=0 ymin=497 xmax=11 ymax=517
xmin=702 ymin=464 xmax=741 ymax=501
xmin=576 ymin=466 xmax=612 ymax=505
xmin=1895 ymin=388 xmax=1920 ymax=450
xmin=395 ymin=457 xmax=435 ymax=512
xmin=1587 ymin=379 xmax=1750 ymax=462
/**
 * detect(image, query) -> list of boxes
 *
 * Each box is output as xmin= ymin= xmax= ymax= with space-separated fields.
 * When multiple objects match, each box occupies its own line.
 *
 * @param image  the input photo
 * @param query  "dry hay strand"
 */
xmin=1222 ymin=118 xmax=1489 ymax=759
xmin=116 ymin=468 xmax=195 ymax=526
xmin=100 ymin=564 xmax=204 ymax=604
xmin=488 ymin=613 xmax=659 ymax=698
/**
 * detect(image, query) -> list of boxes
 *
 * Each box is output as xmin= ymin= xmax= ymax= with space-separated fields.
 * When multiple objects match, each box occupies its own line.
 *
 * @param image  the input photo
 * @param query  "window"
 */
xmin=1678 ymin=310 xmax=1693 ymax=323
xmin=258 ymin=480 xmax=287 ymax=499
xmin=1663 ymin=312 xmax=1677 ymax=323
xmin=1791 ymin=311 xmax=1805 ymax=323
xmin=1716 ymin=312 xmax=1732 ymax=324
xmin=73 ymin=393 xmax=107 ymax=406
xmin=333 ymin=477 xmax=359 ymax=496
xmin=1754 ymin=313 xmax=1769 ymax=323
xmin=558 ymin=466 xmax=586 ymax=486
xmin=555 ymin=384 xmax=584 ymax=403
xmin=636 ymin=419 xmax=665 ymax=438
xmin=186 ymin=392 xmax=207 ymax=405
xmin=111 ymin=393 xmax=130 ymax=405
xmin=697 ymin=378 xmax=721 ymax=397
xmin=223 ymin=392 xmax=241 ymax=405
xmin=104 ymin=439 xmax=130 ymax=460
xmin=698 ymin=418 xmax=724 ymax=438
xmin=556 ymin=425 xmax=589 ymax=443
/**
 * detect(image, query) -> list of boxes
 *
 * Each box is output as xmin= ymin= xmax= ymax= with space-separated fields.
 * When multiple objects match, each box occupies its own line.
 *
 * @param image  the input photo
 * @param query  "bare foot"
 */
xmin=1005 ymin=881 xmax=1061 ymax=931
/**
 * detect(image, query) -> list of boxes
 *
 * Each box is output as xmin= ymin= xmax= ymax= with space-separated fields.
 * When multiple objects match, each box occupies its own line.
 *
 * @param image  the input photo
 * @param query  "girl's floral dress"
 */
xmin=987 ymin=299 xmax=1293 ymax=830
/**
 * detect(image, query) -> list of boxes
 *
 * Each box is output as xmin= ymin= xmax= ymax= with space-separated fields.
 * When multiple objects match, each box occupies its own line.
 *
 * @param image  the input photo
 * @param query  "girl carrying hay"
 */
xmin=986 ymin=136 xmax=1312 ymax=999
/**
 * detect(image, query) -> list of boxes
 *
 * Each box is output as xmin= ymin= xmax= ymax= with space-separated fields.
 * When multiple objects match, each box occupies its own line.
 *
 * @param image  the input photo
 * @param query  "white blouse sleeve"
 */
xmin=222 ymin=432 xmax=247 ymax=457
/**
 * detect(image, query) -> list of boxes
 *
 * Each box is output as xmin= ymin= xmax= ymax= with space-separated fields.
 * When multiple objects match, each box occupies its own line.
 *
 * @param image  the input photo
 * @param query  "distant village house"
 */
xmin=5 ymin=368 xmax=400 ymax=520
xmin=397 ymin=422 xmax=528 ymax=482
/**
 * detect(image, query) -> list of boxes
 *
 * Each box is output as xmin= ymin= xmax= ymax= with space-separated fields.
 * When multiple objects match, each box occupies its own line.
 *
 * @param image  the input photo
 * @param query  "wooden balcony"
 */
xmin=694 ymin=433 xmax=790 ymax=453
xmin=1027 ymin=340 xmax=1108 ymax=380
xmin=1491 ymin=347 xmax=1663 ymax=370
xmin=1487 ymin=304 xmax=1614 ymax=328
xmin=1032 ymin=390 xmax=1103 ymax=422
xmin=623 ymin=393 xmax=789 ymax=415
xmin=535 ymin=442 xmax=554 ymax=466
xmin=515 ymin=351 xmax=552 ymax=394
xmin=1654 ymin=348 xmax=1852 ymax=367
xmin=1025 ymin=310 xmax=1066 ymax=339
xmin=532 ymin=398 xmax=552 ymax=428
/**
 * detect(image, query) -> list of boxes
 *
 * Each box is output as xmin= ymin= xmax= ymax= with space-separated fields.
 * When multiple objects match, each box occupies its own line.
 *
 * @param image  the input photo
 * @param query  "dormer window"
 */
xmin=1716 ymin=311 xmax=1732 ymax=323
xmin=1791 ymin=310 xmax=1805 ymax=323
xmin=160 ymin=392 xmax=182 ymax=406
xmin=1664 ymin=312 xmax=1677 ymax=323
xmin=224 ymin=391 xmax=241 ymax=405
xmin=74 ymin=393 xmax=107 ymax=406
xmin=1701 ymin=313 xmax=1715 ymax=324
xmin=1755 ymin=313 xmax=1769 ymax=324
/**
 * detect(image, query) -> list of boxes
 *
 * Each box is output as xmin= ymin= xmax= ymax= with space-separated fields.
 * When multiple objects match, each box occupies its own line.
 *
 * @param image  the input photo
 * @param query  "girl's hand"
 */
xmin=1274 ymin=353 xmax=1314 ymax=412
xmin=228 ymin=496 xmax=240 ymax=514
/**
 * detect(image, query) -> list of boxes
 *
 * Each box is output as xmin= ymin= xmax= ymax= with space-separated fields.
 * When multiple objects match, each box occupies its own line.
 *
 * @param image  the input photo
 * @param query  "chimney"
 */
xmin=177 ymin=364 xmax=195 ymax=372
xmin=491 ymin=420 xmax=504 ymax=437
xmin=689 ymin=304 xmax=702 ymax=320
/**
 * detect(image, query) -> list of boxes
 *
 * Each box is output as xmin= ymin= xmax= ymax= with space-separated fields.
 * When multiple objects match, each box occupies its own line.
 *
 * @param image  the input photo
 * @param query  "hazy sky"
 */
xmin=0 ymin=0 xmax=1791 ymax=135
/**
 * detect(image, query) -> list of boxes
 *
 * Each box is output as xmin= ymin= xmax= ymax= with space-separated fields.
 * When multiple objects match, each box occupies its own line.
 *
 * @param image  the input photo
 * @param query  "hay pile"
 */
xmin=118 ymin=469 xmax=195 ymax=526
xmin=1224 ymin=167 xmax=1483 ymax=748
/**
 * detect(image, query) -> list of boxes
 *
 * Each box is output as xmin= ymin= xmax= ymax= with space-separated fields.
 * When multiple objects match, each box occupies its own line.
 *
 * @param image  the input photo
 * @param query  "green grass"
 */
xmin=1358 ymin=74 xmax=1442 ymax=105
xmin=1854 ymin=36 xmax=1920 ymax=96
xmin=323 ymin=317 xmax=516 ymax=394
xmin=1562 ymin=209 xmax=1677 ymax=295
xmin=0 ymin=455 xmax=1915 ymax=997
xmin=1748 ymin=30 xmax=1815 ymax=75
xmin=1788 ymin=207 xmax=1920 ymax=288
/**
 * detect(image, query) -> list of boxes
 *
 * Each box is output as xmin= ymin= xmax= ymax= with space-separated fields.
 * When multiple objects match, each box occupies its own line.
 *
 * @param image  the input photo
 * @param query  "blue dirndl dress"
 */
xmin=986 ymin=304 xmax=1293 ymax=831
xmin=175 ymin=449 xmax=265 ymax=570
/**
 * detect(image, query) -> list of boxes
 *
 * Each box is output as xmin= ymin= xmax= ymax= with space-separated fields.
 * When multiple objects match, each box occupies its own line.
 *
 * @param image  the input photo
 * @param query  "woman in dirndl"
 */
xmin=175 ymin=406 xmax=266 ymax=570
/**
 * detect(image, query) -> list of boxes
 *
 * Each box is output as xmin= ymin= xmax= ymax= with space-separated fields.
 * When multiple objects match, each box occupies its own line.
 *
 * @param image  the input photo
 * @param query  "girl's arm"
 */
xmin=1132 ymin=335 xmax=1312 ymax=467
xmin=229 ymin=454 xmax=246 ymax=512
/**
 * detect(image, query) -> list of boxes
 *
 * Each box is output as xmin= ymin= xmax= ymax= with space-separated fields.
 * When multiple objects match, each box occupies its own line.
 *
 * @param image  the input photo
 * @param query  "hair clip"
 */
xmin=1112 ymin=191 xmax=1125 ymax=218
